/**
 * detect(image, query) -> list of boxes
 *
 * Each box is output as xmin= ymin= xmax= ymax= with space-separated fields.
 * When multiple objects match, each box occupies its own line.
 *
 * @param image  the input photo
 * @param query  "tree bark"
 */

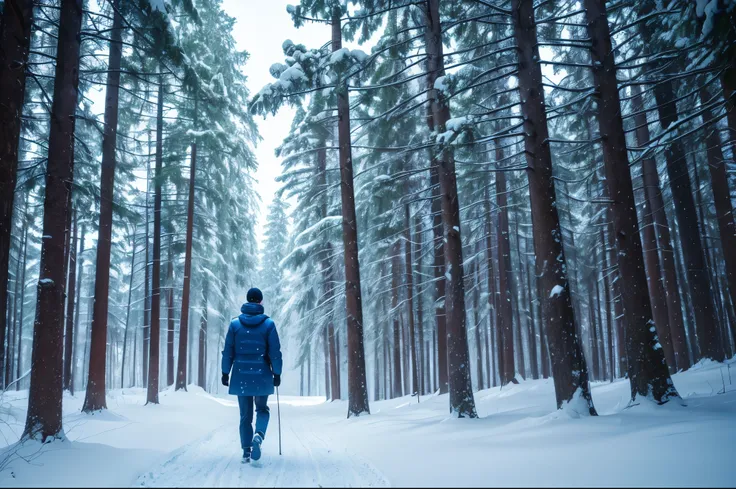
xmin=72 ymin=224 xmax=85 ymax=393
xmin=484 ymin=186 xmax=498 ymax=387
xmin=175 ymin=97 xmax=197 ymax=391
xmin=147 ymin=69 xmax=164 ymax=405
xmin=328 ymin=322 xmax=340 ymax=400
xmin=166 ymin=234 xmax=174 ymax=387
xmin=472 ymin=258 xmax=484 ymax=390
xmin=422 ymin=0 xmax=476 ymax=417
xmin=699 ymin=85 xmax=736 ymax=349
xmin=323 ymin=325 xmax=331 ymax=401
xmin=511 ymin=217 xmax=526 ymax=379
xmin=495 ymin=159 xmax=515 ymax=386
xmin=391 ymin=240 xmax=403 ymax=398
xmin=584 ymin=0 xmax=680 ymax=403
xmin=121 ymin=232 xmax=136 ymax=388
xmin=63 ymin=210 xmax=77 ymax=391
xmin=0 ymin=1 xmax=34 ymax=383
xmin=83 ymin=0 xmax=122 ymax=412
xmin=512 ymin=0 xmax=595 ymax=411
xmin=630 ymin=85 xmax=677 ymax=373
xmin=404 ymin=204 xmax=419 ymax=396
xmin=523 ymin=241 xmax=539 ymax=380
xmin=600 ymin=227 xmax=615 ymax=380
xmin=23 ymin=0 xmax=83 ymax=441
xmin=143 ymin=152 xmax=151 ymax=386
xmin=15 ymin=216 xmax=28 ymax=390
xmin=332 ymin=7 xmax=369 ymax=417
xmin=413 ymin=215 xmax=426 ymax=395
xmin=198 ymin=280 xmax=208 ymax=390
xmin=7 ymin=227 xmax=22 ymax=387
xmin=638 ymin=26 xmax=723 ymax=363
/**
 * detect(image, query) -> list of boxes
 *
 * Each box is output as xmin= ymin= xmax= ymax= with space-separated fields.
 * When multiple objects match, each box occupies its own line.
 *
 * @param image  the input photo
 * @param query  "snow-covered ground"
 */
xmin=1 ymin=358 xmax=735 ymax=487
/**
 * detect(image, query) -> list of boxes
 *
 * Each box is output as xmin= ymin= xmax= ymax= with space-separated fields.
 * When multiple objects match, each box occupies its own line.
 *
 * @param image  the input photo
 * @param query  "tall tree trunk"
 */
xmin=72 ymin=224 xmax=85 ymax=393
xmin=0 ymin=1 xmax=35 ymax=383
xmin=143 ymin=153 xmax=151 ymax=386
xmin=147 ymin=69 xmax=164 ymax=405
xmin=121 ymin=232 xmax=136 ymax=389
xmin=323 ymin=325 xmax=330 ymax=401
xmin=307 ymin=349 xmax=311 ymax=396
xmin=700 ymin=85 xmax=736 ymax=348
xmin=473 ymin=259 xmax=483 ymax=390
xmin=316 ymin=145 xmax=339 ymax=400
xmin=83 ymin=0 xmax=122 ymax=412
xmin=64 ymin=210 xmax=77 ymax=391
xmin=373 ymin=330 xmax=380 ymax=401
xmin=484 ymin=186 xmax=498 ymax=387
xmin=404 ymin=204 xmax=419 ymax=396
xmin=496 ymin=163 xmax=515 ymax=385
xmin=328 ymin=322 xmax=340 ymax=400
xmin=630 ymin=85 xmax=677 ymax=372
xmin=7 ymin=228 xmax=22 ymax=387
xmin=524 ymin=244 xmax=539 ymax=380
xmin=15 ymin=218 xmax=28 ymax=390
xmin=511 ymin=217 xmax=526 ymax=379
xmin=584 ymin=0 xmax=680 ymax=403
xmin=424 ymin=39 xmax=448 ymax=397
xmin=512 ymin=0 xmax=595 ymax=411
xmin=197 ymin=280 xmax=208 ymax=390
xmin=638 ymin=24 xmax=723 ymax=363
xmin=23 ymin=0 xmax=83 ymax=441
xmin=600 ymin=227 xmax=615 ymax=380
xmin=332 ymin=7 xmax=369 ymax=417
xmin=175 ymin=97 xmax=197 ymax=391
xmin=422 ymin=0 xmax=476 ymax=418
xmin=430 ymin=163 xmax=448 ymax=395
xmin=413 ymin=215 xmax=427 ymax=395
xmin=166 ymin=235 xmax=174 ymax=387
xmin=391 ymin=240 xmax=403 ymax=398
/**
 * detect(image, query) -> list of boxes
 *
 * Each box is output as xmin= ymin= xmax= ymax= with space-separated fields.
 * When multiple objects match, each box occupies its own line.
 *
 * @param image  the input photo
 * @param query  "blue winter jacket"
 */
xmin=221 ymin=303 xmax=283 ymax=397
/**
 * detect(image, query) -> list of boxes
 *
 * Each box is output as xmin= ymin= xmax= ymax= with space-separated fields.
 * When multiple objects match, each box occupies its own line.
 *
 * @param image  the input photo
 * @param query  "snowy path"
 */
xmin=134 ymin=399 xmax=390 ymax=488
xmin=2 ymin=360 xmax=736 ymax=487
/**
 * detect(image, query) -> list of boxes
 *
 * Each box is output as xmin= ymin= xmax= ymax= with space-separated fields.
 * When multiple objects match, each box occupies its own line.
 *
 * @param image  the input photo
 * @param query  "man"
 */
xmin=221 ymin=287 xmax=283 ymax=463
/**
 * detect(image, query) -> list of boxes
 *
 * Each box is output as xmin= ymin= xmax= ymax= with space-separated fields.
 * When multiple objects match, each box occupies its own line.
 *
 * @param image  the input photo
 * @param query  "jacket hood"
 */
xmin=239 ymin=302 xmax=269 ymax=328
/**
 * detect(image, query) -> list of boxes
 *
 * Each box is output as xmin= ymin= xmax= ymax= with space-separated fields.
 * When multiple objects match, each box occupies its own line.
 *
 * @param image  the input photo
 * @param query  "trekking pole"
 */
xmin=276 ymin=386 xmax=282 ymax=455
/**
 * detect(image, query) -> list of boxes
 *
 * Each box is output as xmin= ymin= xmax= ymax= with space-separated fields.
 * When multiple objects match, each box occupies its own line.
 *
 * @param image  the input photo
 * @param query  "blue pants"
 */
xmin=238 ymin=395 xmax=270 ymax=451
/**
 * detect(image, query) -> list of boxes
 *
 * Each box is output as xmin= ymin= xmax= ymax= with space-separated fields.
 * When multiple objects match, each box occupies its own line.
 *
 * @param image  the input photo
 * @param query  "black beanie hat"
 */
xmin=247 ymin=287 xmax=263 ymax=303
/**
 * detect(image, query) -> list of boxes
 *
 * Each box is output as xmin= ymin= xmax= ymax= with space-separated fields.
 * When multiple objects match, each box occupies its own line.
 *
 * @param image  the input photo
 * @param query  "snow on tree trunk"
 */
xmin=332 ymin=7 xmax=369 ymax=417
xmin=584 ymin=0 xmax=680 ymax=403
xmin=512 ymin=0 xmax=595 ymax=411
xmin=0 ymin=0 xmax=34 ymax=390
xmin=23 ymin=0 xmax=83 ymax=441
xmin=84 ymin=0 xmax=123 ymax=412
xmin=423 ymin=0 xmax=476 ymax=418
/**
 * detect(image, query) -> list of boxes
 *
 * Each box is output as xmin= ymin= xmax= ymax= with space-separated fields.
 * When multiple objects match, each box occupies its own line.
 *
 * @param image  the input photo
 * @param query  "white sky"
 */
xmin=220 ymin=0 xmax=330 ymax=253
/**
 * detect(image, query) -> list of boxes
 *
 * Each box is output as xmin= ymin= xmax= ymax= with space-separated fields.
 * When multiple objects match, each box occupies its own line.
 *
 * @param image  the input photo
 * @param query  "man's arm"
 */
xmin=221 ymin=322 xmax=236 ymax=375
xmin=266 ymin=322 xmax=283 ymax=376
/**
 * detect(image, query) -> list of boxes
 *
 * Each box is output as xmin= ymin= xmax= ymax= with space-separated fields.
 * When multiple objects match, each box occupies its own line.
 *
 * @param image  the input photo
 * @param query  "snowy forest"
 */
xmin=0 ymin=0 xmax=735 ymax=485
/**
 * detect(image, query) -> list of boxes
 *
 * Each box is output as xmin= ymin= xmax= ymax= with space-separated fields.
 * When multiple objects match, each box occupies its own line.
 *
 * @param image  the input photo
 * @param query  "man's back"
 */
xmin=222 ymin=302 xmax=282 ymax=397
